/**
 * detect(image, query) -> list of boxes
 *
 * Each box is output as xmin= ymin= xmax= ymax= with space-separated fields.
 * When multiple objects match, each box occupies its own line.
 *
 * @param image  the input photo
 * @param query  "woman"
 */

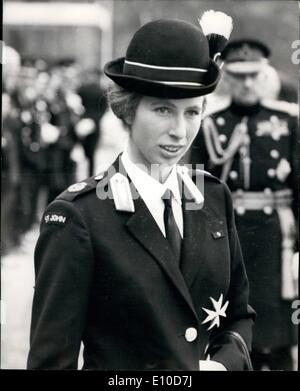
xmin=27 ymin=16 xmax=255 ymax=371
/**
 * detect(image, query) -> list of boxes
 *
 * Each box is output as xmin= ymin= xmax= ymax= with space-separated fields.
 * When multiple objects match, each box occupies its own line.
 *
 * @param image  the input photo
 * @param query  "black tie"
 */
xmin=162 ymin=189 xmax=182 ymax=265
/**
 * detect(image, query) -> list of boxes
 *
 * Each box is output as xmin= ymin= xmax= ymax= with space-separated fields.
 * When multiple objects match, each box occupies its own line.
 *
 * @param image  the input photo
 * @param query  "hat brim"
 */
xmin=104 ymin=57 xmax=220 ymax=98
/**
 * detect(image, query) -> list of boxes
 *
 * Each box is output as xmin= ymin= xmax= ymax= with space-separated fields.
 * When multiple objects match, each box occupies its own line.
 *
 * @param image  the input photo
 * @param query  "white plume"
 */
xmin=199 ymin=10 xmax=233 ymax=39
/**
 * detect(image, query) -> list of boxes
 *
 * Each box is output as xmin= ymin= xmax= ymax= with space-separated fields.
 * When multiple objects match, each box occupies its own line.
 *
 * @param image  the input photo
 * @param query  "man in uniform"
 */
xmin=76 ymin=68 xmax=107 ymax=176
xmin=2 ymin=46 xmax=22 ymax=253
xmin=16 ymin=61 xmax=47 ymax=234
xmin=190 ymin=39 xmax=298 ymax=370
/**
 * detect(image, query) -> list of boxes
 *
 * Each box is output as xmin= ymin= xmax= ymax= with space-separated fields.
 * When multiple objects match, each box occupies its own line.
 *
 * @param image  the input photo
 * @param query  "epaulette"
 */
xmin=203 ymin=97 xmax=231 ymax=118
xmin=56 ymin=174 xmax=105 ymax=202
xmin=261 ymin=99 xmax=299 ymax=117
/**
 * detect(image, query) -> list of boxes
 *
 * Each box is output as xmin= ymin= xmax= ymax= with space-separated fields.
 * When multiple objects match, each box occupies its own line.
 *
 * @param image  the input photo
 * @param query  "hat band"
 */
xmin=151 ymin=80 xmax=203 ymax=86
xmin=124 ymin=60 xmax=208 ymax=84
xmin=225 ymin=59 xmax=268 ymax=74
xmin=124 ymin=60 xmax=208 ymax=72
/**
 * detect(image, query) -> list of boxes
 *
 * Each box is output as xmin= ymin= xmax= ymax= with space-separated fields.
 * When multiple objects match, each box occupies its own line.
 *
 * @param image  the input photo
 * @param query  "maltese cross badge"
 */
xmin=201 ymin=294 xmax=229 ymax=330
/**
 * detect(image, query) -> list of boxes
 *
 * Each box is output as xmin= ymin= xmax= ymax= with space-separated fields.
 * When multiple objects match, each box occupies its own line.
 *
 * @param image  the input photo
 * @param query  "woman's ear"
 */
xmin=123 ymin=114 xmax=134 ymax=131
xmin=124 ymin=113 xmax=133 ymax=127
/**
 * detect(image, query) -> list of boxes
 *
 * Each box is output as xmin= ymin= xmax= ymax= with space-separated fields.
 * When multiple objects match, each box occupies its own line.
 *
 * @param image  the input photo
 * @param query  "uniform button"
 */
xmin=264 ymin=188 xmax=272 ymax=194
xmin=216 ymin=117 xmax=225 ymax=126
xmin=185 ymin=327 xmax=197 ymax=342
xmin=263 ymin=206 xmax=273 ymax=215
xmin=68 ymin=182 xmax=87 ymax=192
xmin=21 ymin=111 xmax=32 ymax=123
xmin=229 ymin=170 xmax=238 ymax=180
xmin=267 ymin=169 xmax=276 ymax=178
xmin=236 ymin=206 xmax=245 ymax=215
xmin=30 ymin=142 xmax=40 ymax=152
xmin=219 ymin=134 xmax=227 ymax=143
xmin=36 ymin=100 xmax=47 ymax=112
xmin=270 ymin=149 xmax=279 ymax=159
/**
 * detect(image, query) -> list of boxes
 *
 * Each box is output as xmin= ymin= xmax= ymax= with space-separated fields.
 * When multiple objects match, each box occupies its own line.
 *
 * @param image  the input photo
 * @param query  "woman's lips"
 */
xmin=159 ymin=145 xmax=183 ymax=154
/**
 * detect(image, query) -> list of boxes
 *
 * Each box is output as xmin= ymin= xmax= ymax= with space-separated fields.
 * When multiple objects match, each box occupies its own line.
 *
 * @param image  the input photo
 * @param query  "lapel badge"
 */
xmin=110 ymin=173 xmax=135 ymax=213
xmin=212 ymin=230 xmax=225 ymax=239
xmin=201 ymin=294 xmax=229 ymax=330
xmin=68 ymin=182 xmax=87 ymax=192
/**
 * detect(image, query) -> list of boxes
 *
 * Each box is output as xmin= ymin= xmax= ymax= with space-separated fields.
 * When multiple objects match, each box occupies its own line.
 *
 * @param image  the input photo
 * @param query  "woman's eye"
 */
xmin=155 ymin=107 xmax=171 ymax=115
xmin=186 ymin=110 xmax=200 ymax=117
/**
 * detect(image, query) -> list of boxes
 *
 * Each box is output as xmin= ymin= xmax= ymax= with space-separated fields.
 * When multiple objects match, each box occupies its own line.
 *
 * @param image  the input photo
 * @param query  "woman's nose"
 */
xmin=169 ymin=115 xmax=186 ymax=139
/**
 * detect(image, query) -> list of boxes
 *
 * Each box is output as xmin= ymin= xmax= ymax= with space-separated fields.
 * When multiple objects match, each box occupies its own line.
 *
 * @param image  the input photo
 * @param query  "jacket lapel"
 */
xmin=126 ymin=195 xmax=198 ymax=318
xmin=180 ymin=189 xmax=216 ymax=289
xmin=180 ymin=203 xmax=205 ymax=287
xmin=109 ymin=156 xmax=198 ymax=317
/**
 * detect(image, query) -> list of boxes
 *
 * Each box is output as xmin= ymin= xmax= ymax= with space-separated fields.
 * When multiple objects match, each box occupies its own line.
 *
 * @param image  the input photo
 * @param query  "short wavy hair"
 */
xmin=106 ymin=84 xmax=142 ymax=130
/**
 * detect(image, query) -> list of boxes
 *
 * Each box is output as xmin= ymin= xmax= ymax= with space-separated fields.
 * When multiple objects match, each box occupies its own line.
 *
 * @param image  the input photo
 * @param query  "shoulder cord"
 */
xmin=203 ymin=116 xmax=250 ymax=184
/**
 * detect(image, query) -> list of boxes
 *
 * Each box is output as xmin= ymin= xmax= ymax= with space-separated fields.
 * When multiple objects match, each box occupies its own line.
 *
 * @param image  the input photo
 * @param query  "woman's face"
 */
xmin=127 ymin=95 xmax=204 ymax=172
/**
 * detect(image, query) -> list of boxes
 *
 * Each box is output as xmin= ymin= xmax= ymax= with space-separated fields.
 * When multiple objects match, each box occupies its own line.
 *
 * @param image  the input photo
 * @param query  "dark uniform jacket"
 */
xmin=191 ymin=99 xmax=298 ymax=350
xmin=27 ymin=157 xmax=255 ymax=370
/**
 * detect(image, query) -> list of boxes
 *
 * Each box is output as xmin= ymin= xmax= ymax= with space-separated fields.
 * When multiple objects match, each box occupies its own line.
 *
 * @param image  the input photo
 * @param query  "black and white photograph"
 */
xmin=1 ymin=0 xmax=299 ymax=375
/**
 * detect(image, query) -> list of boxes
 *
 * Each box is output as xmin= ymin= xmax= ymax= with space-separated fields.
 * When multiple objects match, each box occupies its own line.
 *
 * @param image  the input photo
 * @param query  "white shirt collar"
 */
xmin=121 ymin=149 xmax=182 ymax=205
xmin=164 ymin=165 xmax=182 ymax=205
xmin=121 ymin=149 xmax=183 ymax=237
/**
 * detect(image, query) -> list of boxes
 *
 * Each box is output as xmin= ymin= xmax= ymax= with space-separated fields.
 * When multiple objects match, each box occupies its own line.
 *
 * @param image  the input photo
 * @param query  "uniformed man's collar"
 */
xmin=230 ymin=100 xmax=261 ymax=115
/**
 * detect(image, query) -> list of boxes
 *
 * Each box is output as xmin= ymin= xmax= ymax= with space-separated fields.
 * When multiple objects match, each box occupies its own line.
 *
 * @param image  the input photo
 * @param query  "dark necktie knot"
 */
xmin=162 ymin=189 xmax=173 ymax=208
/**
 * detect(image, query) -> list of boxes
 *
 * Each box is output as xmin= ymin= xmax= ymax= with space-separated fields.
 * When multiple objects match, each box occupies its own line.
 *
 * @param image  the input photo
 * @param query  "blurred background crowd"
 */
xmin=1 ymin=0 xmax=299 ymax=369
xmin=2 ymin=52 xmax=109 ymax=254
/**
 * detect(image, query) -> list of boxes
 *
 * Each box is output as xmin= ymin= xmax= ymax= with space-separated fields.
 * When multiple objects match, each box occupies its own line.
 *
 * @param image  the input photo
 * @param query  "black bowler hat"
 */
xmin=104 ymin=18 xmax=230 ymax=98
xmin=221 ymin=39 xmax=271 ymax=74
